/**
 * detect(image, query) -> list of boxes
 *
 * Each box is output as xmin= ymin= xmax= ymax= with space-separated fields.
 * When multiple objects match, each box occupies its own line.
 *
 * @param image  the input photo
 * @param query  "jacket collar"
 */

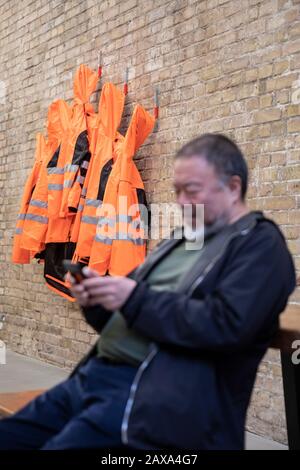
xmin=177 ymin=211 xmax=264 ymax=294
xmin=132 ymin=211 xmax=264 ymax=284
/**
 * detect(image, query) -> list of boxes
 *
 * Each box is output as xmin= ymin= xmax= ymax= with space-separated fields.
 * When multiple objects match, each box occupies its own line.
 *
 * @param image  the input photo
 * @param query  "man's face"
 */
xmin=173 ymin=155 xmax=238 ymax=226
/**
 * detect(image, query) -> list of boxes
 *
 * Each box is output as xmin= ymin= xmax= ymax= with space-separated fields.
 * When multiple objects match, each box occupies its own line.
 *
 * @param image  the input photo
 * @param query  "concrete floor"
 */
xmin=0 ymin=350 xmax=68 ymax=392
xmin=245 ymin=432 xmax=287 ymax=450
xmin=0 ymin=350 xmax=288 ymax=450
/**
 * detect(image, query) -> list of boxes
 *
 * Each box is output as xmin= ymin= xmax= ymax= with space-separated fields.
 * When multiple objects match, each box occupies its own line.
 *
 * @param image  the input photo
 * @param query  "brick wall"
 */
xmin=0 ymin=0 xmax=299 ymax=444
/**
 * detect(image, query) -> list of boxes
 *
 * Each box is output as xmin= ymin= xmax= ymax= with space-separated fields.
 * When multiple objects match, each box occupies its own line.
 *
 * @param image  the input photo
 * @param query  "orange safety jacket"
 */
xmin=45 ymin=65 xmax=97 ymax=242
xmin=14 ymin=100 xmax=76 ymax=301
xmin=19 ymin=100 xmax=69 ymax=255
xmin=68 ymin=110 xmax=99 ymax=246
xmin=12 ymin=133 xmax=47 ymax=263
xmin=72 ymin=82 xmax=125 ymax=262
xmin=88 ymin=104 xmax=155 ymax=275
xmin=43 ymin=66 xmax=98 ymax=300
xmin=59 ymin=64 xmax=98 ymax=218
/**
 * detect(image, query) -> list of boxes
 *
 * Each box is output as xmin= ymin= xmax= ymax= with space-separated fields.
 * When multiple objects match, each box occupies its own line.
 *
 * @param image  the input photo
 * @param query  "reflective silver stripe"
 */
xmin=85 ymin=199 xmax=102 ymax=207
xmin=63 ymin=180 xmax=73 ymax=189
xmin=29 ymin=199 xmax=48 ymax=208
xmin=48 ymin=184 xmax=63 ymax=191
xmin=94 ymin=232 xmax=145 ymax=245
xmin=81 ymin=160 xmax=89 ymax=169
xmin=17 ymin=214 xmax=26 ymax=220
xmin=75 ymin=175 xmax=84 ymax=184
xmin=47 ymin=164 xmax=78 ymax=175
xmin=94 ymin=234 xmax=113 ymax=245
xmin=78 ymin=204 xmax=83 ymax=212
xmin=121 ymin=344 xmax=159 ymax=445
xmin=81 ymin=187 xmax=87 ymax=196
xmin=81 ymin=215 xmax=99 ymax=225
xmin=64 ymin=164 xmax=78 ymax=172
xmin=96 ymin=215 xmax=135 ymax=223
xmin=15 ymin=228 xmax=23 ymax=234
xmin=47 ymin=167 xmax=64 ymax=175
xmin=25 ymin=213 xmax=48 ymax=224
xmin=84 ymin=214 xmax=134 ymax=223
xmin=98 ymin=217 xmax=115 ymax=227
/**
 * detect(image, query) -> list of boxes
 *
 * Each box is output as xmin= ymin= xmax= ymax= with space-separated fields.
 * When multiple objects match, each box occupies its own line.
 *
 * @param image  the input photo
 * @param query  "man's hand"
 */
xmin=67 ymin=267 xmax=137 ymax=311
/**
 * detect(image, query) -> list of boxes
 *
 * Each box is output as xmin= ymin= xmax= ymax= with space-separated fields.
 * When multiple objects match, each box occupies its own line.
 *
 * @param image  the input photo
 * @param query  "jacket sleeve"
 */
xmin=119 ymin=226 xmax=296 ymax=352
xmin=81 ymin=305 xmax=113 ymax=333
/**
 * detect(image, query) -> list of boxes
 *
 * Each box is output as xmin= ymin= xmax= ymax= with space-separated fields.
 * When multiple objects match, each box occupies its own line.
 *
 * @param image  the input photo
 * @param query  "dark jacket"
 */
xmin=78 ymin=211 xmax=296 ymax=450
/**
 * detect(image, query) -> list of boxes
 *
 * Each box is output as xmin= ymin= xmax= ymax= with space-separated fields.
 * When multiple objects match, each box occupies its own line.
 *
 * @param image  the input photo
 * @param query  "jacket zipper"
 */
xmin=121 ymin=224 xmax=254 ymax=445
xmin=121 ymin=343 xmax=159 ymax=445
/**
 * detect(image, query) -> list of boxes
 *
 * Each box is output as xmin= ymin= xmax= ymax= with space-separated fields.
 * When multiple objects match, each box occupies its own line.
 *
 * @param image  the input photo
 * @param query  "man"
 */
xmin=0 ymin=134 xmax=296 ymax=449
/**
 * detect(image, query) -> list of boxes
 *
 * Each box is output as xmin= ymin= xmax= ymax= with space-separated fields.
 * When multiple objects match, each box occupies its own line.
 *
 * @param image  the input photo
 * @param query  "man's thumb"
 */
xmin=82 ymin=266 xmax=99 ymax=277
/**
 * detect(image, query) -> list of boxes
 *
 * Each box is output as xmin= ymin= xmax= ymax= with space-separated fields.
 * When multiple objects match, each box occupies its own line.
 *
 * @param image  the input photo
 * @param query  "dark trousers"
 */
xmin=0 ymin=357 xmax=138 ymax=449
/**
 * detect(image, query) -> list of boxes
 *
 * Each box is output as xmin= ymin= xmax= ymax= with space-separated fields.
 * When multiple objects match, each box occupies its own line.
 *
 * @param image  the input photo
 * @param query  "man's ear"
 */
xmin=229 ymin=175 xmax=242 ymax=201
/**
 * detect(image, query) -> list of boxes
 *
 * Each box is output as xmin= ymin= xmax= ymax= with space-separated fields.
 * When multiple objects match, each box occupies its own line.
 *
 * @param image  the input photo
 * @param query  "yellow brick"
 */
xmin=280 ymin=165 xmax=300 ymax=180
xmin=254 ymin=108 xmax=281 ymax=123
xmin=287 ymin=117 xmax=300 ymax=133
xmin=245 ymin=68 xmax=258 ymax=82
xmin=258 ymin=183 xmax=273 ymax=196
xmin=286 ymin=239 xmax=300 ymax=256
xmin=287 ymin=182 xmax=300 ymax=195
xmin=258 ymin=124 xmax=272 ymax=137
xmin=289 ymin=22 xmax=300 ymax=40
xmin=258 ymin=167 xmax=278 ymax=180
xmin=276 ymin=90 xmax=290 ymax=104
xmin=282 ymin=39 xmax=300 ymax=56
xmin=201 ymin=65 xmax=221 ymax=80
xmin=260 ymin=0 xmax=278 ymax=16
xmin=266 ymin=74 xmax=298 ymax=92
xmin=271 ymin=153 xmax=286 ymax=165
xmin=258 ymin=64 xmax=273 ymax=79
xmin=272 ymin=182 xmax=288 ymax=196
xmin=260 ymin=94 xmax=273 ymax=108
xmin=263 ymin=196 xmax=296 ymax=210
xmin=223 ymin=57 xmax=249 ymax=73
xmin=273 ymin=59 xmax=289 ymax=75
xmin=256 ymin=47 xmax=281 ymax=64
xmin=271 ymin=121 xmax=285 ymax=135
xmin=206 ymin=80 xmax=218 ymax=93
xmin=221 ymin=88 xmax=236 ymax=103
xmin=238 ymin=83 xmax=259 ymax=99
xmin=285 ymin=105 xmax=300 ymax=117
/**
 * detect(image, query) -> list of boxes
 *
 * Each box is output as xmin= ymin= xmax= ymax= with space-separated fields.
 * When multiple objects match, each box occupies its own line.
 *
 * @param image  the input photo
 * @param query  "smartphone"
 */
xmin=62 ymin=260 xmax=87 ymax=284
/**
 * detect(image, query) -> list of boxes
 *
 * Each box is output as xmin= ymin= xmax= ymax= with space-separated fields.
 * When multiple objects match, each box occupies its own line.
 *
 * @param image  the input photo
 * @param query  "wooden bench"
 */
xmin=0 ymin=390 xmax=44 ymax=418
xmin=271 ymin=304 xmax=300 ymax=450
xmin=0 ymin=306 xmax=299 ymax=448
